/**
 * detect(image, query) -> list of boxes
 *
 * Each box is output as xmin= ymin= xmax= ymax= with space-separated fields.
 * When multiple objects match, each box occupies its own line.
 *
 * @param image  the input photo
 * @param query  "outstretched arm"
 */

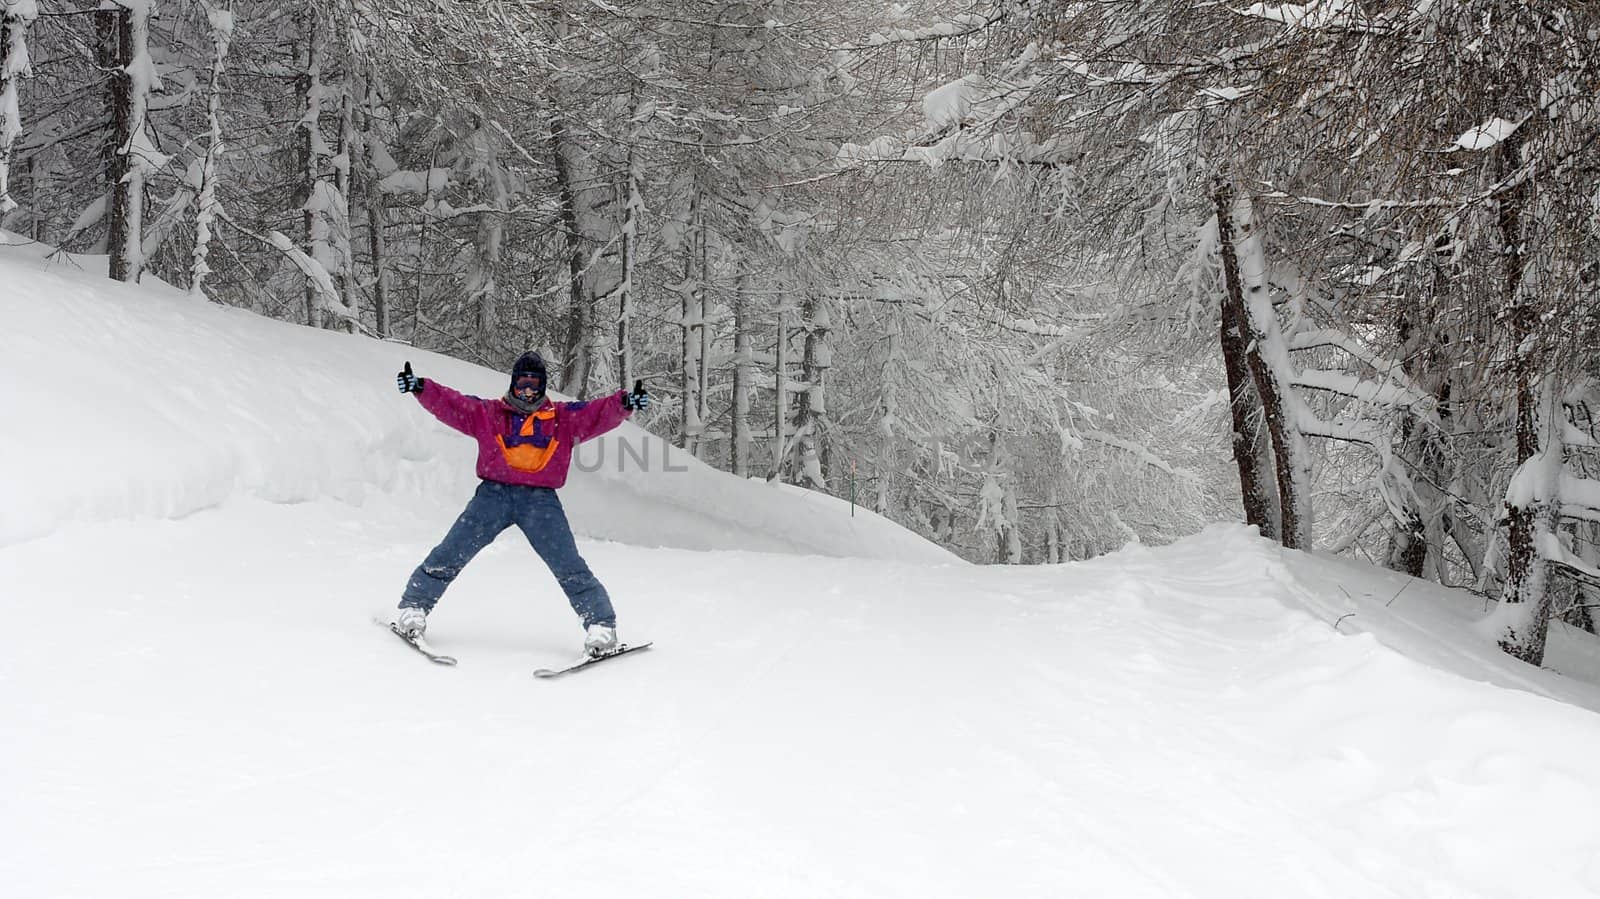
xmin=560 ymin=390 xmax=632 ymax=443
xmin=414 ymin=380 xmax=493 ymax=437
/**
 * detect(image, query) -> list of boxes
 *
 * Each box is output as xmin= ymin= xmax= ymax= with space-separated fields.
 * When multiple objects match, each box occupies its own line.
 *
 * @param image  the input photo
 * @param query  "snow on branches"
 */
xmin=1 ymin=0 xmax=38 ymax=215
xmin=190 ymin=0 xmax=233 ymax=296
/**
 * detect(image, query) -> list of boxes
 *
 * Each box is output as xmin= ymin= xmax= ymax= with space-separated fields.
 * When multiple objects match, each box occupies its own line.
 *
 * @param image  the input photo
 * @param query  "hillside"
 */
xmin=4 ymin=240 xmax=1600 ymax=899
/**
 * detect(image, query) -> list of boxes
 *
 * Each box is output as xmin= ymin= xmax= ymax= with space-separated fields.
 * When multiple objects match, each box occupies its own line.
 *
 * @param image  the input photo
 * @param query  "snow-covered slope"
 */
xmin=6 ymin=239 xmax=1600 ymax=899
xmin=0 ymin=235 xmax=953 ymax=563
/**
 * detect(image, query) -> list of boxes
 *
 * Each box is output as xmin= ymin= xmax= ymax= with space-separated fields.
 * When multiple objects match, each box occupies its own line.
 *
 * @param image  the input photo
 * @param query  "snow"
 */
xmin=377 ymin=166 xmax=450 ymax=196
xmin=1566 ymin=472 xmax=1600 ymax=524
xmin=0 ymin=235 xmax=946 ymax=562
xmin=6 ymin=237 xmax=1600 ymax=897
xmin=1197 ymin=84 xmax=1252 ymax=103
xmin=111 ymin=0 xmax=164 ymax=279
xmin=3 ymin=0 xmax=38 ymax=26
xmin=1294 ymin=367 xmax=1438 ymax=418
xmin=1451 ymin=116 xmax=1522 ymax=152
xmin=190 ymin=3 xmax=230 ymax=294
xmin=922 ymin=74 xmax=983 ymax=129
xmin=1 ymin=0 xmax=36 ymax=120
xmin=0 ymin=0 xmax=38 ymax=213
xmin=837 ymin=134 xmax=905 ymax=162
xmin=64 ymin=191 xmax=107 ymax=235
xmin=1238 ymin=0 xmax=1353 ymax=29
xmin=840 ymin=71 xmax=1069 ymax=170
xmin=1230 ymin=192 xmax=1316 ymax=545
xmin=304 ymin=178 xmax=351 ymax=277
xmin=268 ymin=227 xmax=346 ymax=318
xmin=203 ymin=2 xmax=233 ymax=37
xmin=1504 ymin=380 xmax=1564 ymax=511
xmin=1542 ymin=531 xmax=1600 ymax=588
xmin=863 ymin=14 xmax=990 ymax=46
xmin=839 ymin=130 xmax=1068 ymax=169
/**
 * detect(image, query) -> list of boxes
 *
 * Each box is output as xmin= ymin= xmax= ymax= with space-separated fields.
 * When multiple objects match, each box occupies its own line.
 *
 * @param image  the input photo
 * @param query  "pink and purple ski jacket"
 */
xmin=414 ymin=381 xmax=631 ymax=489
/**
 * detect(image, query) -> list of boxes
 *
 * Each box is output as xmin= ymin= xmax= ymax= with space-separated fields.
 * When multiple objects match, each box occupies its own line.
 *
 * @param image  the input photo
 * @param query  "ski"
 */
xmin=376 ymin=617 xmax=458 ymax=666
xmin=534 ymin=642 xmax=652 ymax=679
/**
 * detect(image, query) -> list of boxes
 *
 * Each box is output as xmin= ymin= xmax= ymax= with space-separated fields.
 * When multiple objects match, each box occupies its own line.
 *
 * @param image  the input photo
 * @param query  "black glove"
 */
xmin=397 ymin=361 xmax=425 ymax=394
xmin=622 ymin=379 xmax=650 ymax=411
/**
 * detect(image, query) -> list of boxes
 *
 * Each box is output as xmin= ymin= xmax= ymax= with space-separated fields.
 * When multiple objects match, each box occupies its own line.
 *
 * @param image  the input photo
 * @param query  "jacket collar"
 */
xmin=501 ymin=392 xmax=551 ymax=416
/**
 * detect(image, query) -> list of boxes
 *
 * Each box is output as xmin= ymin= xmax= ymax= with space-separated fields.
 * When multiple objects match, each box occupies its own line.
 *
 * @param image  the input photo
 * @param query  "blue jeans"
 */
xmin=400 ymin=481 xmax=616 ymax=628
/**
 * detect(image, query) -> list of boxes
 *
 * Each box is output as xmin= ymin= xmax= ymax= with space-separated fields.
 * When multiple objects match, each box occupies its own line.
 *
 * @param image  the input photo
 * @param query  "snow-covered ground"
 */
xmin=5 ymin=236 xmax=1600 ymax=898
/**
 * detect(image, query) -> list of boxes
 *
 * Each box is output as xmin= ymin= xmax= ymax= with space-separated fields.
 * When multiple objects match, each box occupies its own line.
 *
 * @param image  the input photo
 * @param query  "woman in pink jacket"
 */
xmin=392 ymin=352 xmax=649 ymax=657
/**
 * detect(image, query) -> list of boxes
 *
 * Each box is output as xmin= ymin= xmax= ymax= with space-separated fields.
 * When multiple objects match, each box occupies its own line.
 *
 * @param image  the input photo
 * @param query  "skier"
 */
xmin=392 ymin=351 xmax=650 ymax=657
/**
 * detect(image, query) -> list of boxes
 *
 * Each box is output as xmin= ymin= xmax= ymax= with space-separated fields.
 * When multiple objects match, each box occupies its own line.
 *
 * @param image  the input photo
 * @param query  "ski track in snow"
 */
xmin=6 ymin=499 xmax=1600 ymax=898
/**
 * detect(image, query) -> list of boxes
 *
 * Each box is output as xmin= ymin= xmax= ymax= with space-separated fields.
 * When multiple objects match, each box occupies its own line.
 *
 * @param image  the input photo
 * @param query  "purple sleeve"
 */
xmin=415 ymin=381 xmax=493 ymax=437
xmin=560 ymin=390 xmax=631 ymax=443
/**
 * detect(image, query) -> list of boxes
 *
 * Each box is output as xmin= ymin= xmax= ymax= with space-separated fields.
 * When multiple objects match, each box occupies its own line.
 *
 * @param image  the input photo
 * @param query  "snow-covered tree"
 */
xmin=0 ymin=0 xmax=37 ymax=218
xmin=189 ymin=0 xmax=232 ymax=296
xmin=5 ymin=0 xmax=1594 ymax=613
xmin=104 ymin=0 xmax=165 ymax=282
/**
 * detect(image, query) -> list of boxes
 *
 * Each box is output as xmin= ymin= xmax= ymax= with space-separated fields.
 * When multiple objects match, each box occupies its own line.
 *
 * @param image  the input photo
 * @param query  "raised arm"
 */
xmin=414 ymin=380 xmax=494 ymax=437
xmin=560 ymin=390 xmax=632 ymax=443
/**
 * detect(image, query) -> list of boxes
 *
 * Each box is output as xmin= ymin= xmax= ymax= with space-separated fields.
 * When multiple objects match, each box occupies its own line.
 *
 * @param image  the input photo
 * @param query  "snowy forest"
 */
xmin=2 ymin=0 xmax=1597 ymax=665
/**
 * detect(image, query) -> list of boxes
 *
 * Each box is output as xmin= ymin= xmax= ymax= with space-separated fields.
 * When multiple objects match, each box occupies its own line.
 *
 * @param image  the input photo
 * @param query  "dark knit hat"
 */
xmin=512 ymin=351 xmax=546 ymax=378
xmin=509 ymin=351 xmax=547 ymax=396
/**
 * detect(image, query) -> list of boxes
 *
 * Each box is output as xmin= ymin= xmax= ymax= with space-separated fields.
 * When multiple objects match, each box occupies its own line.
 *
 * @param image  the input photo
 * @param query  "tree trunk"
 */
xmin=1498 ymin=378 xmax=1560 ymax=665
xmin=298 ymin=5 xmax=322 ymax=326
xmin=616 ymin=177 xmax=635 ymax=390
xmin=696 ymin=219 xmax=711 ymax=453
xmin=466 ymin=118 xmax=505 ymax=345
xmin=98 ymin=6 xmax=134 ymax=279
xmin=1045 ymin=487 xmax=1063 ymax=564
xmin=772 ymin=306 xmax=789 ymax=479
xmin=189 ymin=1 xmax=230 ymax=297
xmin=1385 ymin=489 xmax=1429 ymax=577
xmin=874 ymin=315 xmax=900 ymax=514
xmin=334 ymin=70 xmax=357 ymax=333
xmin=549 ymin=110 xmax=612 ymax=396
xmin=982 ymin=428 xmax=1021 ymax=563
xmin=617 ymin=109 xmax=641 ymax=390
xmin=680 ymin=192 xmax=704 ymax=453
xmin=1 ymin=0 xmax=39 ymax=216
xmin=1495 ymin=132 xmax=1557 ymax=666
xmin=792 ymin=293 xmax=831 ymax=488
xmin=1384 ymin=307 xmax=1427 ymax=576
xmin=1386 ymin=275 xmax=1457 ymax=579
xmin=731 ymin=274 xmax=752 ymax=478
xmin=1226 ymin=187 xmax=1312 ymax=548
xmin=105 ymin=0 xmax=162 ymax=282
xmin=1002 ymin=478 xmax=1022 ymax=564
xmin=362 ymin=65 xmax=389 ymax=337
xmin=410 ymin=142 xmax=436 ymax=340
xmin=1213 ymin=182 xmax=1281 ymax=541
xmin=554 ymin=125 xmax=588 ymax=392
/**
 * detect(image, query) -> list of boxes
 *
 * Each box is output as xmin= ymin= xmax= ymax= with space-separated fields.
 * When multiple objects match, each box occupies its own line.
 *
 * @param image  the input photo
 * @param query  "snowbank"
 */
xmin=0 ymin=234 xmax=953 ymax=563
xmin=1144 ymin=524 xmax=1600 ymax=714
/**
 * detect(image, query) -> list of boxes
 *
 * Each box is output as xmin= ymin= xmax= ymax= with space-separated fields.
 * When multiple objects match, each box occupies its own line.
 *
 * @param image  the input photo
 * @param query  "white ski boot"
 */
xmin=584 ymin=624 xmax=618 ymax=657
xmin=394 ymin=607 xmax=428 ymax=639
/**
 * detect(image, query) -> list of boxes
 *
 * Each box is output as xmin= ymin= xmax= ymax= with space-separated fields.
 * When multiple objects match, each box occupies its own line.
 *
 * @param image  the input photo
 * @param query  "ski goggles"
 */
xmin=513 ymin=373 xmax=545 ymax=394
